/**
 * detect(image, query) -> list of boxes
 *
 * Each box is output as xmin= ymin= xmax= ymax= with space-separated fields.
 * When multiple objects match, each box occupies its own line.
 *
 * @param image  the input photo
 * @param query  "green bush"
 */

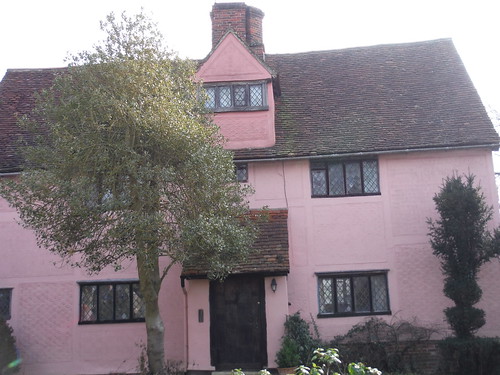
xmin=438 ymin=337 xmax=500 ymax=375
xmin=276 ymin=336 xmax=302 ymax=368
xmin=327 ymin=317 xmax=437 ymax=373
xmin=276 ymin=313 xmax=321 ymax=367
xmin=0 ymin=317 xmax=20 ymax=374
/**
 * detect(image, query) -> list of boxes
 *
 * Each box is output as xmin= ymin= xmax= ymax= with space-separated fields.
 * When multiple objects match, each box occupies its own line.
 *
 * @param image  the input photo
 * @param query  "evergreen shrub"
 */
xmin=438 ymin=337 xmax=500 ymax=375
xmin=328 ymin=317 xmax=437 ymax=374
xmin=0 ymin=317 xmax=19 ymax=374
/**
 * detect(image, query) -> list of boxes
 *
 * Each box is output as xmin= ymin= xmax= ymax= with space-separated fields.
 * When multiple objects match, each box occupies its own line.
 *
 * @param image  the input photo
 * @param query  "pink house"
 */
xmin=1 ymin=3 xmax=500 ymax=375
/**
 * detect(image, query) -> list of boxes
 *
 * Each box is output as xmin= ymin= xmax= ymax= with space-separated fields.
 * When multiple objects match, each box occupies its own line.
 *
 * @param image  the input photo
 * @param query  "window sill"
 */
xmin=213 ymin=106 xmax=269 ymax=113
xmin=78 ymin=318 xmax=145 ymax=325
xmin=317 ymin=310 xmax=391 ymax=319
xmin=311 ymin=192 xmax=381 ymax=198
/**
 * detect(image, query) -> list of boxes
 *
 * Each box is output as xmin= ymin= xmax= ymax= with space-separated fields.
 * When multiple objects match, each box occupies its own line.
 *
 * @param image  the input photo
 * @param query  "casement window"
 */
xmin=317 ymin=271 xmax=390 ymax=317
xmin=235 ymin=163 xmax=248 ymax=182
xmin=310 ymin=159 xmax=380 ymax=197
xmin=79 ymin=281 xmax=145 ymax=324
xmin=204 ymin=82 xmax=267 ymax=112
xmin=0 ymin=288 xmax=12 ymax=320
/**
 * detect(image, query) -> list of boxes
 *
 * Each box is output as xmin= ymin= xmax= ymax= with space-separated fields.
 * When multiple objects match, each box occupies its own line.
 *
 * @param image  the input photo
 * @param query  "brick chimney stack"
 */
xmin=211 ymin=3 xmax=265 ymax=58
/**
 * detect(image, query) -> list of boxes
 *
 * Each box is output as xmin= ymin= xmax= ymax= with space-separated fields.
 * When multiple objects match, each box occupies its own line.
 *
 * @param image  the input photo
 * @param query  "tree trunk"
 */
xmin=137 ymin=252 xmax=166 ymax=374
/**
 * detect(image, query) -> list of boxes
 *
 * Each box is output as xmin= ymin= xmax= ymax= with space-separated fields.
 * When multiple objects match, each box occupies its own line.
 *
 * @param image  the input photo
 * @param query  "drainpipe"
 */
xmin=181 ymin=277 xmax=189 ymax=372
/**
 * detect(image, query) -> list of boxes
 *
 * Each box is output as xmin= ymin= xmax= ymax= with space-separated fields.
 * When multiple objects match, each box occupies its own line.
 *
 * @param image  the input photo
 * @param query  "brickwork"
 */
xmin=211 ymin=3 xmax=264 ymax=57
xmin=211 ymin=4 xmax=247 ymax=48
xmin=341 ymin=340 xmax=442 ymax=374
xmin=246 ymin=6 xmax=265 ymax=56
xmin=401 ymin=340 xmax=441 ymax=375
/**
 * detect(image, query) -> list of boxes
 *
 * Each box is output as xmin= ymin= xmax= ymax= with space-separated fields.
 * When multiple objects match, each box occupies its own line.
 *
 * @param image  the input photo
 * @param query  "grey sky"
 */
xmin=1 ymin=0 xmax=499 ymax=110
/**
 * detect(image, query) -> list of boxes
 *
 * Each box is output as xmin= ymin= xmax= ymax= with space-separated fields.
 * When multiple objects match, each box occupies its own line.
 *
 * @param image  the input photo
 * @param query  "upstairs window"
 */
xmin=317 ymin=271 xmax=390 ymax=317
xmin=235 ymin=163 xmax=248 ymax=182
xmin=204 ymin=82 xmax=267 ymax=112
xmin=0 ymin=288 xmax=12 ymax=320
xmin=79 ymin=281 xmax=145 ymax=324
xmin=311 ymin=159 xmax=380 ymax=197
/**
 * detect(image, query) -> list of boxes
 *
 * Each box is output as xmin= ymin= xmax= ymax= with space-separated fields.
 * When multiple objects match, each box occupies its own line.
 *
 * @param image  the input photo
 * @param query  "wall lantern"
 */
xmin=271 ymin=278 xmax=277 ymax=293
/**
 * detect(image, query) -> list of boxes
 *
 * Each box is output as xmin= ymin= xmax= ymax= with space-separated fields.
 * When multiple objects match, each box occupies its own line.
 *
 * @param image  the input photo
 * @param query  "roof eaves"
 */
xmin=232 ymin=143 xmax=500 ymax=163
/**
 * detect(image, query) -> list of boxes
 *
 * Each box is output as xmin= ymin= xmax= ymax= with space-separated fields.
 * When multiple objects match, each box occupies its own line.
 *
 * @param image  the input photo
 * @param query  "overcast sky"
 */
xmin=1 ymin=0 xmax=499 ymax=111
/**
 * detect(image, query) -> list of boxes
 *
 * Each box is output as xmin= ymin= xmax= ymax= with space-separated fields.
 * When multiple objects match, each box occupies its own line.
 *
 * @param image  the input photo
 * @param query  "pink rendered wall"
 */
xmin=212 ymin=85 xmax=276 ymax=150
xmin=264 ymin=275 xmax=289 ymax=368
xmin=3 ymin=146 xmax=499 ymax=373
xmin=196 ymin=32 xmax=275 ymax=150
xmin=185 ymin=279 xmax=213 ymax=372
xmin=197 ymin=33 xmax=271 ymax=83
xmin=0 ymin=194 xmax=185 ymax=375
xmin=245 ymin=148 xmax=500 ymax=341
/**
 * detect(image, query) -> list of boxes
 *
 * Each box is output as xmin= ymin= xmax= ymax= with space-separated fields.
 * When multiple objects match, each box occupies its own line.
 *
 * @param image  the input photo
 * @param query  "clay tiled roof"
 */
xmin=0 ymin=39 xmax=498 ymax=172
xmin=181 ymin=209 xmax=289 ymax=278
xmin=0 ymin=68 xmax=62 ymax=173
xmin=234 ymin=39 xmax=499 ymax=160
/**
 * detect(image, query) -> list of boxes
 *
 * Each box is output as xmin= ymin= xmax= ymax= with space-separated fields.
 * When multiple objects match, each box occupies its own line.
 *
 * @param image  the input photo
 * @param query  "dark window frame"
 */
xmin=78 ymin=280 xmax=145 ymax=324
xmin=235 ymin=163 xmax=248 ymax=182
xmin=316 ymin=271 xmax=391 ymax=318
xmin=0 ymin=288 xmax=12 ymax=320
xmin=310 ymin=158 xmax=380 ymax=198
xmin=204 ymin=81 xmax=268 ymax=112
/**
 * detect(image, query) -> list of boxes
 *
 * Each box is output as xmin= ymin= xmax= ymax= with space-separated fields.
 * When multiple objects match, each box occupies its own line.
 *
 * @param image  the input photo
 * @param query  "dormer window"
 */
xmin=204 ymin=81 xmax=268 ymax=112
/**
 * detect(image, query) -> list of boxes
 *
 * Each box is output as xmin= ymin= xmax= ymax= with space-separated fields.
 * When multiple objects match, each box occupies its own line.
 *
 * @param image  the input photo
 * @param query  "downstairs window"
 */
xmin=0 ymin=288 xmax=12 ymax=320
xmin=79 ymin=281 xmax=145 ymax=324
xmin=317 ymin=271 xmax=390 ymax=317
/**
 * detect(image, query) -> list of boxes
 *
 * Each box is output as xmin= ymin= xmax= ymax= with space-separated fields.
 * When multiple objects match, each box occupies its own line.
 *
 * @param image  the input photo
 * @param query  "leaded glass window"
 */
xmin=311 ymin=159 xmax=380 ymax=197
xmin=318 ymin=279 xmax=334 ymax=314
xmin=132 ymin=284 xmax=145 ymax=318
xmin=328 ymin=163 xmax=345 ymax=196
xmin=204 ymin=87 xmax=216 ymax=109
xmin=80 ymin=285 xmax=97 ymax=322
xmin=345 ymin=162 xmax=362 ymax=195
xmin=234 ymin=85 xmax=247 ymax=107
xmin=371 ymin=274 xmax=389 ymax=312
xmin=363 ymin=160 xmax=380 ymax=193
xmin=219 ymin=86 xmax=232 ymax=108
xmin=115 ymin=284 xmax=131 ymax=320
xmin=318 ymin=272 xmax=390 ymax=317
xmin=79 ymin=281 xmax=145 ymax=324
xmin=249 ymin=84 xmax=263 ymax=106
xmin=311 ymin=169 xmax=327 ymax=196
xmin=203 ymin=82 xmax=267 ymax=112
xmin=336 ymin=278 xmax=352 ymax=313
xmin=353 ymin=277 xmax=371 ymax=313
xmin=98 ymin=284 xmax=113 ymax=321
xmin=0 ymin=288 xmax=12 ymax=320
xmin=235 ymin=163 xmax=248 ymax=182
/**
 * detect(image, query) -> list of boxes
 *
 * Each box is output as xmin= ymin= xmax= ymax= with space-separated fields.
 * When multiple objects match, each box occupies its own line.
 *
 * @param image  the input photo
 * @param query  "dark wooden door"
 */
xmin=210 ymin=275 xmax=267 ymax=370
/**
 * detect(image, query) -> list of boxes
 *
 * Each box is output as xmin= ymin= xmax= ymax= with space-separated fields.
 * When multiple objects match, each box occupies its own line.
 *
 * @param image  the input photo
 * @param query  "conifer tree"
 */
xmin=428 ymin=174 xmax=500 ymax=338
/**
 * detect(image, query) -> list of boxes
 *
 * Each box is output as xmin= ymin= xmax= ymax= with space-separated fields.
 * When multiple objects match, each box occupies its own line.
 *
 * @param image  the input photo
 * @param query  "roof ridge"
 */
xmin=5 ymin=67 xmax=67 ymax=73
xmin=264 ymin=37 xmax=455 ymax=57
